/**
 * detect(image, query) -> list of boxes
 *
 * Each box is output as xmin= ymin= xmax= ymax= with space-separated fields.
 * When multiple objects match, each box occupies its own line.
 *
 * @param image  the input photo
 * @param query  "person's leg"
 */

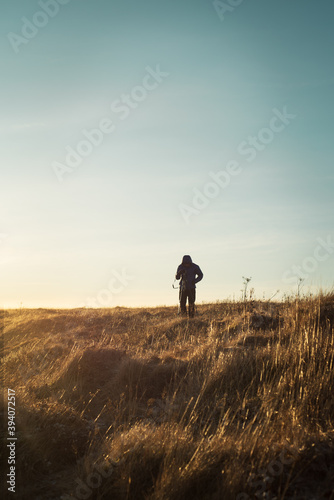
xmin=188 ymin=288 xmax=196 ymax=317
xmin=179 ymin=288 xmax=187 ymax=315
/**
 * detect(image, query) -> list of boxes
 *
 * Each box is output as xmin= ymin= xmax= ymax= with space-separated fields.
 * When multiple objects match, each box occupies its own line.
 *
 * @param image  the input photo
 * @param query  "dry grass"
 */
xmin=1 ymin=292 xmax=334 ymax=499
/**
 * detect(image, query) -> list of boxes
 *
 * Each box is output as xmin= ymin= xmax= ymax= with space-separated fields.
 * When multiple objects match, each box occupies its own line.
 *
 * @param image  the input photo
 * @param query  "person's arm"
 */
xmin=194 ymin=265 xmax=203 ymax=284
xmin=176 ymin=265 xmax=184 ymax=280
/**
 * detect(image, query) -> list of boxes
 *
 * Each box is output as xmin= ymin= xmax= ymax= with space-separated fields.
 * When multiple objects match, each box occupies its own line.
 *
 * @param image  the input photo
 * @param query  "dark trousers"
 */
xmin=179 ymin=288 xmax=196 ymax=317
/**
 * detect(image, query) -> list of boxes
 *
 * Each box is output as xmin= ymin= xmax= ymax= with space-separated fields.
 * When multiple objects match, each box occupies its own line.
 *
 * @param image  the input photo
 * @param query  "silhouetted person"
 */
xmin=175 ymin=255 xmax=203 ymax=317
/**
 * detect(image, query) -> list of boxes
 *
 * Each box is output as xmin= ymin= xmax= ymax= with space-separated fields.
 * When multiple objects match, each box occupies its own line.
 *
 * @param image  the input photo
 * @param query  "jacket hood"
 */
xmin=182 ymin=255 xmax=192 ymax=265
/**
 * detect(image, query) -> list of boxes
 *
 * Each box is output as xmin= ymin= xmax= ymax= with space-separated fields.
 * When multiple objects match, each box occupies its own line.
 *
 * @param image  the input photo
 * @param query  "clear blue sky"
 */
xmin=1 ymin=0 xmax=334 ymax=308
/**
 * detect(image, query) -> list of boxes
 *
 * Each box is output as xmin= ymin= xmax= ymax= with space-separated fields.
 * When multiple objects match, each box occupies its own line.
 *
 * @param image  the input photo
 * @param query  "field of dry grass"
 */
xmin=1 ymin=292 xmax=334 ymax=499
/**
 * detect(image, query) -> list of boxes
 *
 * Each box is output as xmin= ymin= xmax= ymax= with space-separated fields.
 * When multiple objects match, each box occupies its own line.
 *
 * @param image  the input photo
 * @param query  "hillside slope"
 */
xmin=1 ymin=294 xmax=334 ymax=499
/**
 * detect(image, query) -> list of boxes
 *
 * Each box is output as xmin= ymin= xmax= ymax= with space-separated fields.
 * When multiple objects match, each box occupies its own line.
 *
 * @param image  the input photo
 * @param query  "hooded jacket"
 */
xmin=176 ymin=255 xmax=203 ymax=290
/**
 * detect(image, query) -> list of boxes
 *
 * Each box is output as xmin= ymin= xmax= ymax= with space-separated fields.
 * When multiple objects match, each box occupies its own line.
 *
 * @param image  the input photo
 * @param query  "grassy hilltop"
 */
xmin=1 ymin=293 xmax=334 ymax=499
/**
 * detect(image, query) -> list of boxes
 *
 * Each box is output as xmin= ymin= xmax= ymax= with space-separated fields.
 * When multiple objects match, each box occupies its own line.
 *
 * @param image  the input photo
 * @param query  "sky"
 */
xmin=1 ymin=0 xmax=334 ymax=308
